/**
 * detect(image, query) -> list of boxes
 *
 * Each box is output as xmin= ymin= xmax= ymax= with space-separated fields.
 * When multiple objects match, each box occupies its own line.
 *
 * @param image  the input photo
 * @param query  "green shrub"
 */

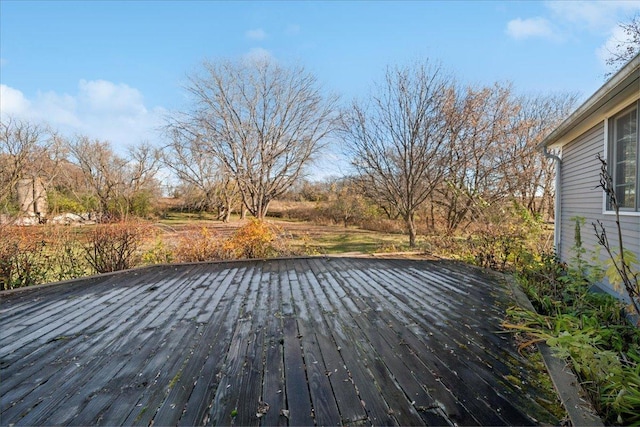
xmin=129 ymin=191 xmax=155 ymax=218
xmin=506 ymin=302 xmax=639 ymax=425
xmin=43 ymin=226 xmax=89 ymax=281
xmin=141 ymin=239 xmax=174 ymax=265
xmin=47 ymin=190 xmax=85 ymax=215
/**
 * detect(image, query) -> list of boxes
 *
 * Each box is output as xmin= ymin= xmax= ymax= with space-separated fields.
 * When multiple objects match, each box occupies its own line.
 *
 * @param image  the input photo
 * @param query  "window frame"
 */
xmin=604 ymin=100 xmax=640 ymax=215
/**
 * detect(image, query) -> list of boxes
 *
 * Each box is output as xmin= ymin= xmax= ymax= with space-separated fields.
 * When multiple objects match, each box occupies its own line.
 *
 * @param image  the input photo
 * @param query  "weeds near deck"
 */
xmin=0 ymin=218 xmax=307 ymax=289
xmin=432 ymin=201 xmax=550 ymax=272
xmin=505 ymin=218 xmax=640 ymax=425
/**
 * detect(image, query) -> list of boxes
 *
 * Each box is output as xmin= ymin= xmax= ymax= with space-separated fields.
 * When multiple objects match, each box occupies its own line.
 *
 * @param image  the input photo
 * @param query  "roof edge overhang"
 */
xmin=539 ymin=53 xmax=640 ymax=150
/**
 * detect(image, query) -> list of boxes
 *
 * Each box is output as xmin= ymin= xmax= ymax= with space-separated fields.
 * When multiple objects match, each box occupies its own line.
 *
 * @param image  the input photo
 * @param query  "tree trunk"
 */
xmin=255 ymin=199 xmax=271 ymax=220
xmin=429 ymin=202 xmax=435 ymax=230
xmin=223 ymin=200 xmax=232 ymax=223
xmin=406 ymin=213 xmax=417 ymax=248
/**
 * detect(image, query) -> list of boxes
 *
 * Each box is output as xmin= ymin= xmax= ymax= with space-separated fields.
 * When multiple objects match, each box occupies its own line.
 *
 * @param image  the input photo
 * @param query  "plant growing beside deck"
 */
xmin=593 ymin=154 xmax=640 ymax=320
xmin=506 ymin=220 xmax=640 ymax=424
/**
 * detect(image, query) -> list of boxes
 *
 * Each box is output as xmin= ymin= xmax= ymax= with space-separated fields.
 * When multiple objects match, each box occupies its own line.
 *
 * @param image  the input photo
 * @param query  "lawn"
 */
xmin=157 ymin=213 xmax=418 ymax=256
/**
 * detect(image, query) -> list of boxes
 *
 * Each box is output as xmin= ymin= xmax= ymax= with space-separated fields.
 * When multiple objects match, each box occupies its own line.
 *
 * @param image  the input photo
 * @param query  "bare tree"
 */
xmin=342 ymin=62 xmax=453 ymax=247
xmin=434 ymin=83 xmax=520 ymax=232
xmin=503 ymin=93 xmax=578 ymax=218
xmin=123 ymin=142 xmax=162 ymax=216
xmin=605 ymin=14 xmax=640 ymax=76
xmin=168 ymin=58 xmax=339 ymax=219
xmin=162 ymin=131 xmax=239 ymax=221
xmin=0 ymin=117 xmax=64 ymax=215
xmin=66 ymin=137 xmax=126 ymax=216
xmin=431 ymin=87 xmax=577 ymax=232
xmin=66 ymin=137 xmax=160 ymax=219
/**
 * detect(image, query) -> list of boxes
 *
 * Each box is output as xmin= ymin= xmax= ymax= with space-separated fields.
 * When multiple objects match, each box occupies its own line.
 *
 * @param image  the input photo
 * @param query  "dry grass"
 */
xmin=156 ymin=214 xmax=420 ymax=257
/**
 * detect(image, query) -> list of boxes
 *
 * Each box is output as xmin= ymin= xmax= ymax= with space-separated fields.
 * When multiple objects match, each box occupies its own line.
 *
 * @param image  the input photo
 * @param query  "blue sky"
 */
xmin=2 ymin=1 xmax=640 ymax=178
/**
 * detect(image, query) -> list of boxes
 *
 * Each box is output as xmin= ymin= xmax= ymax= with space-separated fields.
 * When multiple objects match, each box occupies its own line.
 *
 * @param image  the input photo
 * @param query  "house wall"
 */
xmin=560 ymin=122 xmax=640 ymax=299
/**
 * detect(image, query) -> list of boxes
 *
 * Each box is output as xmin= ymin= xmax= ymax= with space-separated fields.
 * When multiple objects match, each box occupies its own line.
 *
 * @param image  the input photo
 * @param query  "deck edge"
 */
xmin=504 ymin=273 xmax=604 ymax=427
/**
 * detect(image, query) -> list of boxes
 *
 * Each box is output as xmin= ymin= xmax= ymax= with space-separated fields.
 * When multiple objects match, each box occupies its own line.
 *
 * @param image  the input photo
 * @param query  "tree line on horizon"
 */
xmin=3 ymin=16 xmax=639 ymax=244
xmin=4 ymin=33 xmax=640 ymax=246
xmin=0 ymin=56 xmax=578 ymax=247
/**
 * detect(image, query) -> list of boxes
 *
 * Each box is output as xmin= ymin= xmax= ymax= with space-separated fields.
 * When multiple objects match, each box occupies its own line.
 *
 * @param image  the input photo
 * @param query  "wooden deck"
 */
xmin=1 ymin=257 xmax=560 ymax=426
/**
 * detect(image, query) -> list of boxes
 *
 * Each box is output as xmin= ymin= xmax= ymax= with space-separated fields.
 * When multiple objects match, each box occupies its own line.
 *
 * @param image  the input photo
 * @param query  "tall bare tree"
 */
xmin=168 ymin=58 xmax=339 ymax=219
xmin=66 ymin=137 xmax=126 ymax=216
xmin=342 ymin=62 xmax=453 ymax=247
xmin=124 ymin=142 xmax=162 ymax=215
xmin=503 ymin=93 xmax=578 ymax=218
xmin=434 ymin=83 xmax=520 ymax=232
xmin=430 ymin=86 xmax=577 ymax=232
xmin=0 ymin=117 xmax=64 ymax=214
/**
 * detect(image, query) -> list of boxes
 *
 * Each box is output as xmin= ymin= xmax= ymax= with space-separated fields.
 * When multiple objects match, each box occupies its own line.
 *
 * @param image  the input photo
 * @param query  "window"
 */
xmin=609 ymin=101 xmax=639 ymax=211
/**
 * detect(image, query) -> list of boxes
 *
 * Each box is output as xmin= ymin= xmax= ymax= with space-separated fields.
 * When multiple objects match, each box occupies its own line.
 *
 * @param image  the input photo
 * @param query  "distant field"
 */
xmin=156 ymin=211 xmax=419 ymax=256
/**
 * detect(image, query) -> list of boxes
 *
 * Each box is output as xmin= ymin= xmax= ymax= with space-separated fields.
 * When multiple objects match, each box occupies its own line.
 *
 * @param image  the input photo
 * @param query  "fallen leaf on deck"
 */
xmin=256 ymin=401 xmax=270 ymax=418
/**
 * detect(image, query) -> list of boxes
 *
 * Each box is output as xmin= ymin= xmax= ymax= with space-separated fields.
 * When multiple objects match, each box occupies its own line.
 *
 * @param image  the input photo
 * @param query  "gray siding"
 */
xmin=560 ymin=122 xmax=640 ymax=298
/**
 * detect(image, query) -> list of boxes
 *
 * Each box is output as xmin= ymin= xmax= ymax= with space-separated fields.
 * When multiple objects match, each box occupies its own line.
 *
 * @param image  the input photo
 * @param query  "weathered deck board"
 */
xmin=310 ymin=260 xmax=424 ymax=425
xmin=233 ymin=266 xmax=271 ymax=427
xmin=206 ymin=265 xmax=255 ymax=426
xmin=331 ymin=259 xmax=455 ymax=425
xmin=1 ymin=257 xmax=561 ymax=426
xmin=306 ymin=259 xmax=397 ymax=425
xmin=2 ymin=269 xmax=186 ymax=422
xmin=175 ymin=267 xmax=243 ymax=426
xmin=293 ymin=260 xmax=343 ymax=425
xmin=305 ymin=259 xmax=369 ymax=425
xmin=373 ymin=259 xmax=551 ymax=422
xmin=341 ymin=258 xmax=522 ymax=425
xmin=259 ymin=260 xmax=286 ymax=427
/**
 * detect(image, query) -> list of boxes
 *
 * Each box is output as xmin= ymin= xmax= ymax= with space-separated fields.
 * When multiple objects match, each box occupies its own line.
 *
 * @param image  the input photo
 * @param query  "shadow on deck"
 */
xmin=1 ymin=257 xmax=560 ymax=426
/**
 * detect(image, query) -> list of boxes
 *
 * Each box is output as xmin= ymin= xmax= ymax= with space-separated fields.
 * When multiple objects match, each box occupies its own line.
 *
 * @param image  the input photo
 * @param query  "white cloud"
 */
xmin=0 ymin=80 xmax=165 ymax=151
xmin=505 ymin=0 xmax=640 ymax=69
xmin=1 ymin=84 xmax=31 ymax=116
xmin=245 ymin=28 xmax=267 ymax=40
xmin=78 ymin=79 xmax=147 ymax=115
xmin=243 ymin=48 xmax=274 ymax=66
xmin=506 ymin=17 xmax=555 ymax=40
xmin=546 ymin=1 xmax=640 ymax=31
xmin=35 ymin=90 xmax=81 ymax=127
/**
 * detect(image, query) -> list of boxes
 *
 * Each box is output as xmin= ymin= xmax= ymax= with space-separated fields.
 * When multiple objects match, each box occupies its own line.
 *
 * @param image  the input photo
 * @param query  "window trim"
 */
xmin=603 ymin=100 xmax=640 ymax=216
